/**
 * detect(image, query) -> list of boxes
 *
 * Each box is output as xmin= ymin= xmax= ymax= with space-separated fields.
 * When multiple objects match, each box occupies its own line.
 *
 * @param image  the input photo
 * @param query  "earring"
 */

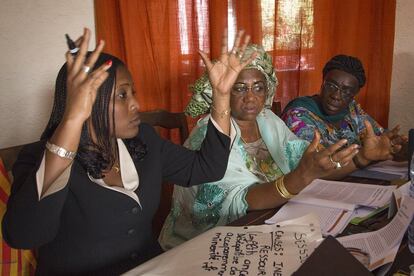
xmin=260 ymin=108 xmax=266 ymax=117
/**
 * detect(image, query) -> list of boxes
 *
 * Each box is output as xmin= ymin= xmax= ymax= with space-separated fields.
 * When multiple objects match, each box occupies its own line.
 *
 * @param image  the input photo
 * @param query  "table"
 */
xmin=228 ymin=176 xmax=413 ymax=275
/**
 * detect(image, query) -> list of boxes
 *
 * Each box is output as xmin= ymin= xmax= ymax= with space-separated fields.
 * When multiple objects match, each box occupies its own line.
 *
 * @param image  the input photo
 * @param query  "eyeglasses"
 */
xmin=231 ymin=82 xmax=267 ymax=97
xmin=323 ymin=80 xmax=357 ymax=100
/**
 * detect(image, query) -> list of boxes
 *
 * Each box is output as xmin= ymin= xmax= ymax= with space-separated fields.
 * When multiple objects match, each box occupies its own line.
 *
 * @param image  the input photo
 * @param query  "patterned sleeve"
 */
xmin=192 ymin=181 xmax=248 ymax=229
xmin=282 ymin=107 xmax=317 ymax=142
xmin=171 ymin=116 xmax=249 ymax=230
xmin=284 ymin=139 xmax=309 ymax=171
xmin=353 ymin=102 xmax=384 ymax=135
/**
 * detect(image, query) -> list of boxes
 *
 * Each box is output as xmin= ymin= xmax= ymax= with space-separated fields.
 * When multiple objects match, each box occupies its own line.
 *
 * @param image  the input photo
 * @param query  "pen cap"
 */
xmin=408 ymin=128 xmax=414 ymax=179
xmin=65 ymin=34 xmax=79 ymax=55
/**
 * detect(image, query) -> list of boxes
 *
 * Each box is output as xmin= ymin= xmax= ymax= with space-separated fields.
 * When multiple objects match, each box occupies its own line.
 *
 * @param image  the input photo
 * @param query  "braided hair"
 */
xmin=41 ymin=52 xmax=147 ymax=178
xmin=322 ymin=55 xmax=366 ymax=88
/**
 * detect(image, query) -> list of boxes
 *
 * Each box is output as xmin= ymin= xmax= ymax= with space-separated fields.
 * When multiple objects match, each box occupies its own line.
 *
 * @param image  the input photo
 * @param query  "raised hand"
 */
xmin=63 ymin=28 xmax=112 ymax=124
xmin=198 ymin=30 xmax=256 ymax=97
xmin=359 ymin=120 xmax=395 ymax=162
xmin=385 ymin=124 xmax=408 ymax=160
xmin=296 ymin=131 xmax=359 ymax=181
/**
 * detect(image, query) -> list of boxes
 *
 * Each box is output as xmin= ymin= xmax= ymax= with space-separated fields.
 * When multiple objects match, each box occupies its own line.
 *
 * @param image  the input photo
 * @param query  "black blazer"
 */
xmin=2 ymin=121 xmax=230 ymax=275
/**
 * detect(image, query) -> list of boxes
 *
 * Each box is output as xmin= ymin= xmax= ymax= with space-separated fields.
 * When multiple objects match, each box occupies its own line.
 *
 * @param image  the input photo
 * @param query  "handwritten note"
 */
xmin=124 ymin=214 xmax=322 ymax=276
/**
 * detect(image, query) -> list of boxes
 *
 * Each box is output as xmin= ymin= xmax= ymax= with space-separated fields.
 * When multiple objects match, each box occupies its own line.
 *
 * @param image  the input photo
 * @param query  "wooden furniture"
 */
xmin=140 ymin=109 xmax=189 ymax=143
xmin=0 ymin=144 xmax=26 ymax=173
xmin=140 ymin=109 xmax=189 ymax=238
xmin=272 ymin=101 xmax=282 ymax=116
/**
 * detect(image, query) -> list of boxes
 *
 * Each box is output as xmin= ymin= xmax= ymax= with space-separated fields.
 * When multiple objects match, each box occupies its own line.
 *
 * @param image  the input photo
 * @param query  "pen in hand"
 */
xmin=65 ymin=34 xmax=79 ymax=55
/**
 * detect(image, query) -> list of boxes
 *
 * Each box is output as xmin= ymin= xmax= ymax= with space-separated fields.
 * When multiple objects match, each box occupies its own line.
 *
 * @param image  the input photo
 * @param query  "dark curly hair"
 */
xmin=41 ymin=52 xmax=147 ymax=178
xmin=323 ymin=54 xmax=366 ymax=88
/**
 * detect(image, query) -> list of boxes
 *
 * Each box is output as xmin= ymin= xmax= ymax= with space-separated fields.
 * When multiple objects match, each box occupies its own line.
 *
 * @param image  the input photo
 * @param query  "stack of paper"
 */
xmin=337 ymin=191 xmax=414 ymax=271
xmin=266 ymin=179 xmax=396 ymax=236
xmin=351 ymin=160 xmax=408 ymax=180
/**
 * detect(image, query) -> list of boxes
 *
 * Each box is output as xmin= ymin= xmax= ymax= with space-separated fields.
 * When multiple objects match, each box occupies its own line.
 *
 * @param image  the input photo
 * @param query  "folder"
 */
xmin=292 ymin=235 xmax=373 ymax=276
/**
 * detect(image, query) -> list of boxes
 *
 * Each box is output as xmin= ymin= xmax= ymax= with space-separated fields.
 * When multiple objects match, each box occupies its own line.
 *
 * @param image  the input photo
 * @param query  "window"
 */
xmin=261 ymin=0 xmax=315 ymax=71
xmin=177 ymin=0 xmax=314 ymax=70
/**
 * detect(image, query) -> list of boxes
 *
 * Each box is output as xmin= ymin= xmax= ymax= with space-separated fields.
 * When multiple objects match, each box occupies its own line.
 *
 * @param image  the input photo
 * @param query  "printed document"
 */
xmin=266 ymin=179 xmax=395 ymax=236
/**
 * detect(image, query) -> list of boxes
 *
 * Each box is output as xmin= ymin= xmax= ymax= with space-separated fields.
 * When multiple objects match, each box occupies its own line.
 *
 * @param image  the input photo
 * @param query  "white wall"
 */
xmin=389 ymin=0 xmax=414 ymax=133
xmin=0 ymin=0 xmax=95 ymax=148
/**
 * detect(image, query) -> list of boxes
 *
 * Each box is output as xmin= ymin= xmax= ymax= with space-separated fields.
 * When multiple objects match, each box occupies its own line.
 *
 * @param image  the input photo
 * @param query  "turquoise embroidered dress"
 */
xmin=159 ymin=109 xmax=308 ymax=250
xmin=281 ymin=96 xmax=384 ymax=147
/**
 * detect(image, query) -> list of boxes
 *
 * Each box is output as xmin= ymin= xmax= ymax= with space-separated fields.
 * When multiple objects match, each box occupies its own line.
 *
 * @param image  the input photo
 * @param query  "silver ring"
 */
xmin=237 ymin=52 xmax=243 ymax=59
xmin=231 ymin=48 xmax=238 ymax=55
xmin=82 ymin=65 xmax=91 ymax=74
xmin=335 ymin=162 xmax=342 ymax=169
xmin=329 ymin=155 xmax=342 ymax=169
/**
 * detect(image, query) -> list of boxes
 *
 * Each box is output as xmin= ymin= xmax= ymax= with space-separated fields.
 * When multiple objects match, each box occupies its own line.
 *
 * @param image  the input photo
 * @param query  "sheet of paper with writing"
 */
xmin=123 ymin=214 xmax=322 ymax=276
xmin=337 ymin=194 xmax=414 ymax=271
xmin=266 ymin=179 xmax=396 ymax=236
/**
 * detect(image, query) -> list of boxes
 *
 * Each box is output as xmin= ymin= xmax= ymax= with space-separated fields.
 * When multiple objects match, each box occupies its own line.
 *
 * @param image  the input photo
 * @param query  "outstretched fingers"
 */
xmin=332 ymin=144 xmax=359 ymax=167
xmin=230 ymin=30 xmax=244 ymax=55
xmin=70 ymin=28 xmax=91 ymax=77
xmin=85 ymin=60 xmax=112 ymax=99
xmin=306 ymin=130 xmax=321 ymax=154
xmin=238 ymin=34 xmax=250 ymax=56
xmin=363 ymin=120 xmax=376 ymax=138
xmin=78 ymin=39 xmax=105 ymax=77
xmin=198 ymin=50 xmax=214 ymax=72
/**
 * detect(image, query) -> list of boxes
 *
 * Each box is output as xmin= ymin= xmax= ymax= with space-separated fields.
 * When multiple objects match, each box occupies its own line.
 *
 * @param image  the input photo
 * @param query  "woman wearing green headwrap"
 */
xmin=159 ymin=45 xmax=360 ymax=250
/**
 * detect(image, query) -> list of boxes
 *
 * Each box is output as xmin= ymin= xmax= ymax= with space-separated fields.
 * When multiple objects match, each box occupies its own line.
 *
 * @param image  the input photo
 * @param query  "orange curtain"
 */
xmin=94 ymin=0 xmax=395 ymax=131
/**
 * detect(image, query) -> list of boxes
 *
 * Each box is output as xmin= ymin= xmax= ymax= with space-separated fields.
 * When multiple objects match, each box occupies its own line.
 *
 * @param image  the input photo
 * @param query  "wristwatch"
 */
xmin=46 ymin=141 xmax=77 ymax=160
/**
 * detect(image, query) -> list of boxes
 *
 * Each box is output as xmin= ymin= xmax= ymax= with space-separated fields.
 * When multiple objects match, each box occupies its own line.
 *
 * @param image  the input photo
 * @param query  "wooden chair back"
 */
xmin=139 ymin=109 xmax=189 ymax=238
xmin=140 ymin=109 xmax=189 ymax=143
xmin=272 ymin=101 xmax=282 ymax=117
xmin=0 ymin=144 xmax=26 ymax=177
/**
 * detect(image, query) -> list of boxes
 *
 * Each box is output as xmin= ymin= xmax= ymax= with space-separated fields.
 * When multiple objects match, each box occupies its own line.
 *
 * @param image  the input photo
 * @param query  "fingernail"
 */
xmin=106 ymin=60 xmax=112 ymax=67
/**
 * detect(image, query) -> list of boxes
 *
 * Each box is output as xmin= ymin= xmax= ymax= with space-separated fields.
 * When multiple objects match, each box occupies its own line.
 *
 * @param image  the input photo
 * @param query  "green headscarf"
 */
xmin=184 ymin=44 xmax=278 ymax=118
xmin=283 ymin=96 xmax=350 ymax=123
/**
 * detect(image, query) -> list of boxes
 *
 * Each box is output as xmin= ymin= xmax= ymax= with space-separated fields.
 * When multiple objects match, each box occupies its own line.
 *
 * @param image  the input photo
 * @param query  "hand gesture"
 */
xmin=63 ymin=28 xmax=112 ymax=124
xmin=198 ymin=30 xmax=256 ymax=97
xmin=296 ymin=131 xmax=359 ymax=182
xmin=359 ymin=120 xmax=395 ymax=162
xmin=384 ymin=124 xmax=408 ymax=161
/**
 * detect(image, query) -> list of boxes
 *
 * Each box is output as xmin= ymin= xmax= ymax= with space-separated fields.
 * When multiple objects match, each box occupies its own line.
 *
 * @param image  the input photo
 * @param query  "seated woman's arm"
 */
xmin=159 ymin=119 xmax=232 ymax=186
xmin=246 ymin=131 xmax=359 ymax=210
xmin=2 ymin=142 xmax=71 ymax=248
xmin=2 ymin=29 xmax=111 ymax=248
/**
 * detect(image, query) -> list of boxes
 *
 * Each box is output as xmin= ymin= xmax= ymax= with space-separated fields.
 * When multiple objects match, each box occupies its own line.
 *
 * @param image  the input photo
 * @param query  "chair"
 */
xmin=140 ymin=109 xmax=189 ymax=238
xmin=140 ymin=110 xmax=189 ymax=142
xmin=272 ymin=101 xmax=282 ymax=117
xmin=0 ymin=144 xmax=27 ymax=179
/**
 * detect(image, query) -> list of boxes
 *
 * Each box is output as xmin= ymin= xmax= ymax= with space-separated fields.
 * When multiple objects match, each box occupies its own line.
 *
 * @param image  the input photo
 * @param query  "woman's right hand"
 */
xmin=294 ymin=131 xmax=360 ymax=183
xmin=198 ymin=30 xmax=256 ymax=98
xmin=62 ymin=28 xmax=112 ymax=124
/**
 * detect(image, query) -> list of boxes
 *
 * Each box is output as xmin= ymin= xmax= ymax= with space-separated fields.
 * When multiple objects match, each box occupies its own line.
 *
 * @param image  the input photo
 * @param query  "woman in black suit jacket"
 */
xmin=2 ymin=28 xmax=256 ymax=275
